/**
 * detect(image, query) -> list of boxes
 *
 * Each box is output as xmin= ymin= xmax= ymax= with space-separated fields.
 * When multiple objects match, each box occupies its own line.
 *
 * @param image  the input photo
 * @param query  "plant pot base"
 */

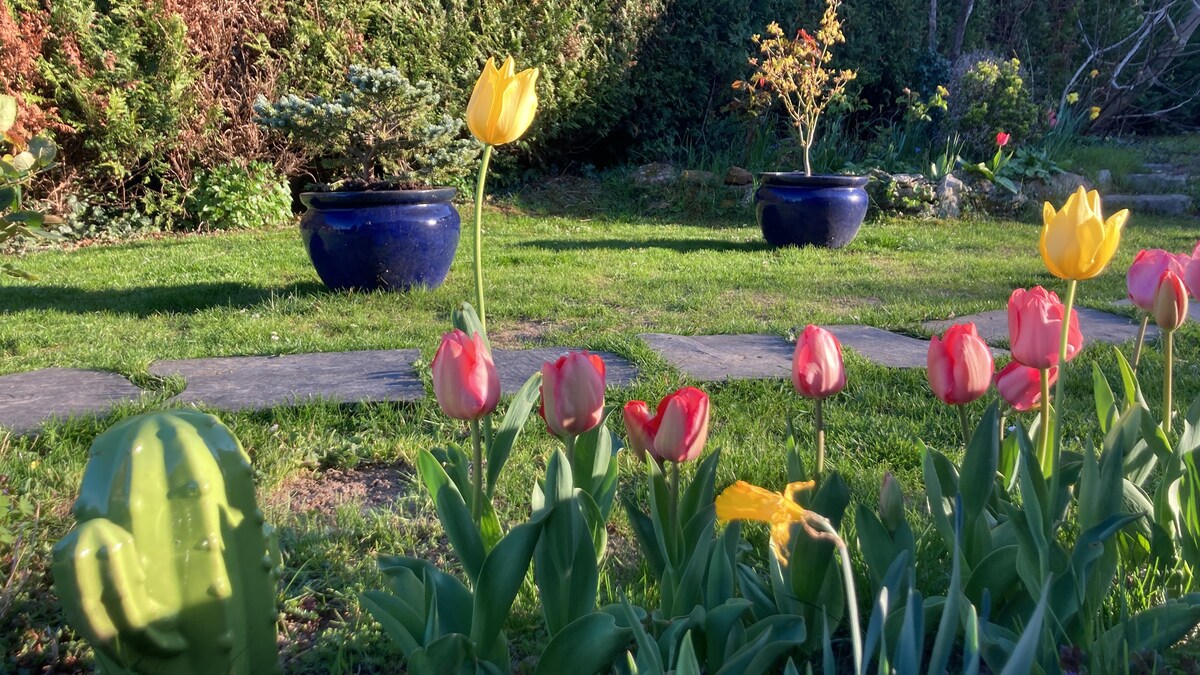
xmin=754 ymin=173 xmax=869 ymax=249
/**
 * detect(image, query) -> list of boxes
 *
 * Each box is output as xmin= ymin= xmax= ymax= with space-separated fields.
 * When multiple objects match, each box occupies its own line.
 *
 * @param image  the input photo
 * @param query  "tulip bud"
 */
xmin=540 ymin=351 xmax=606 ymax=438
xmin=995 ymin=362 xmax=1058 ymax=412
xmin=1127 ymin=249 xmax=1189 ymax=313
xmin=652 ymin=387 xmax=710 ymax=463
xmin=995 ymin=131 xmax=1010 ymax=148
xmin=792 ymin=325 xmax=846 ymax=400
xmin=622 ymin=400 xmax=658 ymax=462
xmin=1185 ymin=240 xmax=1200 ymax=302
xmin=878 ymin=472 xmax=905 ymax=532
xmin=1007 ymin=286 xmax=1083 ymax=369
xmin=1153 ymin=270 xmax=1188 ymax=332
xmin=927 ymin=323 xmax=994 ymax=406
xmin=431 ymin=330 xmax=500 ymax=421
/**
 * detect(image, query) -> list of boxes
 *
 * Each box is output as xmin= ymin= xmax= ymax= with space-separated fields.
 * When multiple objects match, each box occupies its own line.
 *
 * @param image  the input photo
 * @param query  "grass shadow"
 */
xmin=1 ymin=281 xmax=329 ymax=317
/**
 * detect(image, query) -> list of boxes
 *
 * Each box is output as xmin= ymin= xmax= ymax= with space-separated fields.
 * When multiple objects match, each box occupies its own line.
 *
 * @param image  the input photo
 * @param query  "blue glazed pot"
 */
xmin=299 ymin=188 xmax=460 ymax=291
xmin=755 ymin=173 xmax=869 ymax=249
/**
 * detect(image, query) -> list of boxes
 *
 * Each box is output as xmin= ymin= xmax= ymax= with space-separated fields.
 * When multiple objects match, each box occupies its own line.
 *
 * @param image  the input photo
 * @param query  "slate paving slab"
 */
xmin=640 ymin=327 xmax=987 ymax=380
xmin=491 ymin=347 xmax=639 ymax=394
xmin=0 ymin=368 xmax=146 ymax=434
xmin=1112 ymin=298 xmax=1200 ymax=324
xmin=924 ymin=307 xmax=1156 ymax=347
xmin=149 ymin=350 xmax=425 ymax=411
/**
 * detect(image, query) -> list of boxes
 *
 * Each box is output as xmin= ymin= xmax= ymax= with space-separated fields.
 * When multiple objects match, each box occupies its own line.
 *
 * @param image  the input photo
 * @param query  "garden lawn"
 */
xmin=3 ymin=206 xmax=1200 ymax=672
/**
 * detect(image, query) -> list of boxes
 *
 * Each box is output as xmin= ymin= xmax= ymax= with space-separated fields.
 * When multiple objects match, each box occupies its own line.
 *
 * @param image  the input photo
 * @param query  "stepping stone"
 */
xmin=0 ymin=368 xmax=146 ymax=434
xmin=1125 ymin=173 xmax=1189 ymax=192
xmin=149 ymin=350 xmax=424 ymax=411
xmin=1142 ymin=163 xmax=1187 ymax=174
xmin=1112 ymin=298 xmax=1200 ymax=324
xmin=923 ymin=308 xmax=1156 ymax=347
xmin=1105 ymin=194 xmax=1192 ymax=216
xmin=491 ymin=348 xmax=638 ymax=394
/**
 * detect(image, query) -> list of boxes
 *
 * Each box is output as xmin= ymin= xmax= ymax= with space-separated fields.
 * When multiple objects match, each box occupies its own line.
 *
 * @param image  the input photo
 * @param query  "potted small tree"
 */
xmin=735 ymin=0 xmax=865 ymax=248
xmin=255 ymin=66 xmax=479 ymax=291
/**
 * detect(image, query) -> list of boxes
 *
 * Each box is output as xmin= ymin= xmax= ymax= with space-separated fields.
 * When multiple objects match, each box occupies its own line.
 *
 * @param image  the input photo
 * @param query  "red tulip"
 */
xmin=927 ymin=323 xmax=994 ymax=405
xmin=996 ymin=131 xmax=1011 ymax=147
xmin=1007 ymin=287 xmax=1083 ymax=369
xmin=1184 ymin=241 xmax=1200 ymax=302
xmin=1153 ymin=269 xmax=1188 ymax=332
xmin=792 ymin=325 xmax=846 ymax=400
xmin=431 ymin=330 xmax=500 ymax=420
xmin=995 ymin=362 xmax=1058 ymax=412
xmin=1127 ymin=249 xmax=1189 ymax=312
xmin=540 ymin=351 xmax=606 ymax=437
xmin=623 ymin=387 xmax=710 ymax=464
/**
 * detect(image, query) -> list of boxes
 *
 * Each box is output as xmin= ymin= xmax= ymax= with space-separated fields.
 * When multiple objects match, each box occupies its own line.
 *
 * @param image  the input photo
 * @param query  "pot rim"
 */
xmin=758 ymin=172 xmax=868 ymax=188
xmin=300 ymin=187 xmax=458 ymax=209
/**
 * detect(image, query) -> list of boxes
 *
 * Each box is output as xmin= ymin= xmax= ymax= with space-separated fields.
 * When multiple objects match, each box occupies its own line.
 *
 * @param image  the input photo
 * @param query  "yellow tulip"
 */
xmin=715 ymin=479 xmax=815 ymax=565
xmin=1040 ymin=186 xmax=1128 ymax=280
xmin=467 ymin=56 xmax=539 ymax=146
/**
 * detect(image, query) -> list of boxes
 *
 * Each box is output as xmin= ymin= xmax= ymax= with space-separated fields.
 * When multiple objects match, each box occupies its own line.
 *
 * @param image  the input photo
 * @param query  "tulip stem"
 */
xmin=564 ymin=434 xmax=576 ymax=471
xmin=957 ymin=405 xmax=971 ymax=447
xmin=814 ymin=399 xmax=826 ymax=476
xmin=470 ymin=418 xmax=484 ymax=525
xmin=1038 ymin=368 xmax=1052 ymax=475
xmin=1132 ymin=315 xmax=1150 ymax=371
xmin=472 ymin=144 xmax=494 ymax=330
xmin=669 ymin=461 xmax=681 ymax=537
xmin=1164 ymin=330 xmax=1174 ymax=434
xmin=1051 ymin=279 xmax=1077 ymax=478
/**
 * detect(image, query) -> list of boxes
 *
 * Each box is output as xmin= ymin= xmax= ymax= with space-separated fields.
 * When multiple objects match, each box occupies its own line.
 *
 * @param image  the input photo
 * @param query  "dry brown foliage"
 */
xmin=0 ymin=4 xmax=69 ymax=147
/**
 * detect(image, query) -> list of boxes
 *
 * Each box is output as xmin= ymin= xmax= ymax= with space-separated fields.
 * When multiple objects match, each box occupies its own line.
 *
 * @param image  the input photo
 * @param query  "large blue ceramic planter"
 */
xmin=299 ymin=188 xmax=460 ymax=291
xmin=755 ymin=173 xmax=869 ymax=249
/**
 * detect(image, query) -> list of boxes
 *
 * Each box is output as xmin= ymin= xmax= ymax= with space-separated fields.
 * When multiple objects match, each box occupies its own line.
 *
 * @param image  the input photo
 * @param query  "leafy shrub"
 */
xmin=186 ymin=162 xmax=292 ymax=230
xmin=948 ymin=56 xmax=1041 ymax=156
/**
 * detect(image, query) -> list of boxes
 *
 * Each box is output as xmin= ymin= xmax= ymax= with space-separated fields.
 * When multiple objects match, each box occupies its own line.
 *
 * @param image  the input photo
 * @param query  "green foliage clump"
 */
xmin=255 ymin=65 xmax=478 ymax=188
xmin=949 ymin=57 xmax=1041 ymax=156
xmin=187 ymin=162 xmax=292 ymax=230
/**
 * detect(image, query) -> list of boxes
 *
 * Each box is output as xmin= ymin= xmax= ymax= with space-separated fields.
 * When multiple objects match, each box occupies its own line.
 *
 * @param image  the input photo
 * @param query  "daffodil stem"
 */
xmin=811 ymin=515 xmax=862 ymax=675
xmin=1132 ymin=315 xmax=1149 ymax=371
xmin=1164 ymin=330 xmax=1174 ymax=434
xmin=470 ymin=418 xmax=483 ymax=526
xmin=472 ymin=144 xmax=494 ymax=330
xmin=957 ymin=404 xmax=971 ymax=447
xmin=1039 ymin=368 xmax=1052 ymax=476
xmin=1051 ymin=279 xmax=1077 ymax=478
xmin=814 ymin=398 xmax=826 ymax=477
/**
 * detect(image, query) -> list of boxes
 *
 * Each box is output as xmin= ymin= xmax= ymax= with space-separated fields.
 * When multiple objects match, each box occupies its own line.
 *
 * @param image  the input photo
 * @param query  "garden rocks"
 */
xmin=867 ymin=170 xmax=937 ymax=216
xmin=680 ymin=169 xmax=723 ymax=187
xmin=725 ymin=166 xmax=753 ymax=185
xmin=935 ymin=174 xmax=964 ymax=218
xmin=1024 ymin=172 xmax=1093 ymax=203
xmin=1096 ymin=169 xmax=1113 ymax=191
xmin=631 ymin=162 xmax=680 ymax=187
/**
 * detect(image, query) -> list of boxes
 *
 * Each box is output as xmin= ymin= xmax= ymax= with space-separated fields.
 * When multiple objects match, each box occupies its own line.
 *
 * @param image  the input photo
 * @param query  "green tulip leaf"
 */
xmin=960 ymin=403 xmax=1000 ymax=521
xmin=451 ymin=302 xmax=489 ymax=349
xmin=417 ymin=449 xmax=486 ymax=584
xmin=679 ymin=450 xmax=721 ymax=529
xmin=535 ymin=612 xmax=633 ymax=675
xmin=487 ymin=371 xmax=541 ymax=497
xmin=470 ymin=518 xmax=544 ymax=657
xmin=1092 ymin=361 xmax=1118 ymax=434
xmin=361 ymin=590 xmax=422 ymax=657
xmin=675 ymin=631 xmax=701 ymax=675
xmin=999 ymin=581 xmax=1050 ymax=675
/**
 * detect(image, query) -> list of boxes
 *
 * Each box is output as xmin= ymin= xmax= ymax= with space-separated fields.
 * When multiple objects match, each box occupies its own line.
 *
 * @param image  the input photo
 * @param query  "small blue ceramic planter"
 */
xmin=755 ymin=173 xmax=868 ymax=249
xmin=299 ymin=188 xmax=460 ymax=291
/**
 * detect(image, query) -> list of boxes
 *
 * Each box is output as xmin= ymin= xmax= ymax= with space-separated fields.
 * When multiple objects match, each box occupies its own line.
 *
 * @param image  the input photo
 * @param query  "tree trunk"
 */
xmin=928 ymin=0 xmax=939 ymax=53
xmin=949 ymin=0 xmax=975 ymax=61
xmin=1096 ymin=3 xmax=1200 ymax=126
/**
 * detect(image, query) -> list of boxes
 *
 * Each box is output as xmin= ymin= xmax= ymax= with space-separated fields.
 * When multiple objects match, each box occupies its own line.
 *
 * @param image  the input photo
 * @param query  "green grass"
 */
xmin=3 ymin=204 xmax=1200 ymax=672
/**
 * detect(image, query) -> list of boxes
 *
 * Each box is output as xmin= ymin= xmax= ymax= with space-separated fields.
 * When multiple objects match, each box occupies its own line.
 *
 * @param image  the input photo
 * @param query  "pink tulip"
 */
xmin=996 ymin=131 xmax=1011 ymax=147
xmin=1154 ymin=270 xmax=1188 ymax=332
xmin=927 ymin=323 xmax=994 ymax=405
xmin=540 ymin=351 xmax=606 ymax=437
xmin=792 ymin=325 xmax=846 ymax=400
xmin=1127 ymin=249 xmax=1189 ymax=312
xmin=431 ymin=330 xmax=500 ymax=420
xmin=995 ymin=362 xmax=1058 ymax=412
xmin=623 ymin=387 xmax=710 ymax=464
xmin=1008 ymin=287 xmax=1083 ymax=369
xmin=1185 ymin=241 xmax=1200 ymax=302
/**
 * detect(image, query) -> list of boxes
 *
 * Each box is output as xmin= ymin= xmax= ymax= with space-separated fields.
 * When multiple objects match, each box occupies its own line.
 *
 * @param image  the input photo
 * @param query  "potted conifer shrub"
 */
xmin=255 ymin=66 xmax=479 ymax=291
xmin=736 ymin=0 xmax=867 ymax=249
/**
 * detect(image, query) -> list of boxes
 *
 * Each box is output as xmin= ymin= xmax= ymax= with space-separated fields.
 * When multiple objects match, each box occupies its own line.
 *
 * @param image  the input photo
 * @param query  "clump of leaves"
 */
xmin=254 ymin=65 xmax=479 ymax=190
xmin=1 ymin=94 xmax=59 ymax=279
xmin=734 ymin=0 xmax=857 ymax=176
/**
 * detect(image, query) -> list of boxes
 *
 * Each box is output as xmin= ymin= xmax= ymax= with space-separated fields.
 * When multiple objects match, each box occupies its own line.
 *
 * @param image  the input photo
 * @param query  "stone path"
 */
xmin=1105 ymin=162 xmax=1194 ymax=216
xmin=0 ymin=305 xmax=1155 ymax=432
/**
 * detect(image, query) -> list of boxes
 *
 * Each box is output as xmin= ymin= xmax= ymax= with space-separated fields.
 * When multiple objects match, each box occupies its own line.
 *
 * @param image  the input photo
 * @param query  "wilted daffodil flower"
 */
xmin=1040 ymin=186 xmax=1128 ymax=281
xmin=467 ymin=56 xmax=539 ymax=147
xmin=715 ymin=480 xmax=818 ymax=566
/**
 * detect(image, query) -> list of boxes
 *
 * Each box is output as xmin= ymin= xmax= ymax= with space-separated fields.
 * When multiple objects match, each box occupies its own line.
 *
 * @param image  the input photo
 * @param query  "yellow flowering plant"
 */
xmin=734 ymin=0 xmax=857 ymax=176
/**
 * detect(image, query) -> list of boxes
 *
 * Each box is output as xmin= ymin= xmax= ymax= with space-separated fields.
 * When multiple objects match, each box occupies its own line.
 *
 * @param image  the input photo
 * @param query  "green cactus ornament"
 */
xmin=52 ymin=410 xmax=281 ymax=674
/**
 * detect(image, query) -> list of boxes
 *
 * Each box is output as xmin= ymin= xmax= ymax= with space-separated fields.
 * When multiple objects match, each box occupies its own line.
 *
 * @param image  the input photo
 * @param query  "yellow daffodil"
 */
xmin=715 ymin=480 xmax=816 ymax=564
xmin=1040 ymin=186 xmax=1128 ymax=280
xmin=466 ymin=56 xmax=539 ymax=146
xmin=1066 ymin=92 xmax=1079 ymax=104
xmin=1089 ymin=106 xmax=1101 ymax=120
xmin=1089 ymin=69 xmax=1099 ymax=78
